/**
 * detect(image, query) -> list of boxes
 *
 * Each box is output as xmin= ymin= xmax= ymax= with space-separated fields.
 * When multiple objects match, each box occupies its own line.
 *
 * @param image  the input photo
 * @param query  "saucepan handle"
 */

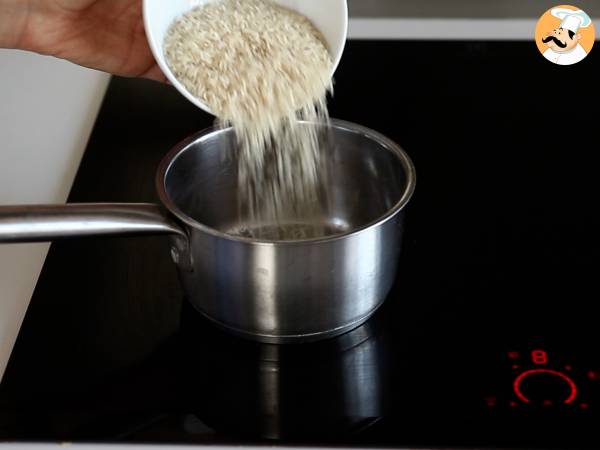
xmin=0 ymin=203 xmax=192 ymax=270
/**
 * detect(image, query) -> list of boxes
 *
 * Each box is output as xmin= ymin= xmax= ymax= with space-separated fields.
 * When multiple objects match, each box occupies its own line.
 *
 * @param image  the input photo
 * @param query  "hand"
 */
xmin=0 ymin=0 xmax=166 ymax=82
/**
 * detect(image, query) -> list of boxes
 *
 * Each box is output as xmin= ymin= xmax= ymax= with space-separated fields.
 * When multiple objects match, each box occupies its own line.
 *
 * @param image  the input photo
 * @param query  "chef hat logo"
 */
xmin=535 ymin=4 xmax=595 ymax=66
xmin=551 ymin=7 xmax=592 ymax=33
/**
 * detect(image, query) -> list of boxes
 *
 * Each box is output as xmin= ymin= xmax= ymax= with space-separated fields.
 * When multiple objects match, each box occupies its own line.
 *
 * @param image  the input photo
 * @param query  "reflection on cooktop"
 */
xmin=106 ymin=301 xmax=389 ymax=442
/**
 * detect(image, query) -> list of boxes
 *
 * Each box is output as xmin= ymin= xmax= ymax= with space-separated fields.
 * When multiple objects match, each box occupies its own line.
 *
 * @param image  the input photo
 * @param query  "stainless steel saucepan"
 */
xmin=0 ymin=119 xmax=416 ymax=343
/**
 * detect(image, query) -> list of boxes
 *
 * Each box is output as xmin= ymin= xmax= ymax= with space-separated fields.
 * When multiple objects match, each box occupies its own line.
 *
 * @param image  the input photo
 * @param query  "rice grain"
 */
xmin=164 ymin=0 xmax=334 ymax=239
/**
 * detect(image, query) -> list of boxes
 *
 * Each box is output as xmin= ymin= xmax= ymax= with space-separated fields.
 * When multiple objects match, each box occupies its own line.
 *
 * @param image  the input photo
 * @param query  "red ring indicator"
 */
xmin=513 ymin=369 xmax=578 ymax=404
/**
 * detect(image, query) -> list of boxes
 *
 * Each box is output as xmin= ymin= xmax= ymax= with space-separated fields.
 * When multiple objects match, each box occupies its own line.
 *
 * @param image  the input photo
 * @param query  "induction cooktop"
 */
xmin=1 ymin=41 xmax=599 ymax=449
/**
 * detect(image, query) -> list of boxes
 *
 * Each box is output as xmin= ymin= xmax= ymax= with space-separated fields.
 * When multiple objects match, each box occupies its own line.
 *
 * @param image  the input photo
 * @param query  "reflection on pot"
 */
xmin=177 ymin=302 xmax=391 ymax=441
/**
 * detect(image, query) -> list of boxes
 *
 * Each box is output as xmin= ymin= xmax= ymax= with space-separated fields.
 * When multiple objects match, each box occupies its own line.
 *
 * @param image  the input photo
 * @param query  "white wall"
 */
xmin=0 ymin=50 xmax=109 ymax=381
xmin=346 ymin=1 xmax=599 ymax=40
xmin=348 ymin=0 xmax=599 ymax=18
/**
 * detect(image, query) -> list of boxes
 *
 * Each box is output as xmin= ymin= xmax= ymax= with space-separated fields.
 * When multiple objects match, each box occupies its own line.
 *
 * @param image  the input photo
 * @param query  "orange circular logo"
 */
xmin=535 ymin=5 xmax=595 ymax=65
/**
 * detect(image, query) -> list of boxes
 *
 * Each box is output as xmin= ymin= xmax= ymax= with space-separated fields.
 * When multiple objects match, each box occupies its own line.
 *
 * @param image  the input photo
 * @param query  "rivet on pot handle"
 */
xmin=0 ymin=203 xmax=193 ymax=271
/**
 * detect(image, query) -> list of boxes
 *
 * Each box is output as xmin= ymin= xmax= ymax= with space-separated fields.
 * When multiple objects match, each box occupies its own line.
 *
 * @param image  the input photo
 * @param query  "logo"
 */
xmin=535 ymin=5 xmax=595 ymax=66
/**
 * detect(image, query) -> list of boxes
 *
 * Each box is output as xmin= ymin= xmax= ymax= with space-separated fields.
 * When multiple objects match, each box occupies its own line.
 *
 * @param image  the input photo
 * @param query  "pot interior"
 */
xmin=160 ymin=120 xmax=414 ymax=240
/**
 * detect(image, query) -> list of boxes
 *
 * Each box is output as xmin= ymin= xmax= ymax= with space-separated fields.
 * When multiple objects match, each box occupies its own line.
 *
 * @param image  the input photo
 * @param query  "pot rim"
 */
xmin=155 ymin=118 xmax=416 ymax=246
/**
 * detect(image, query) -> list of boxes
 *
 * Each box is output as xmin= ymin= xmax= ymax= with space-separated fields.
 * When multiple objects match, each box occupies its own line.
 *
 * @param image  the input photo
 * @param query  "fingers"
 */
xmin=141 ymin=64 xmax=170 ymax=84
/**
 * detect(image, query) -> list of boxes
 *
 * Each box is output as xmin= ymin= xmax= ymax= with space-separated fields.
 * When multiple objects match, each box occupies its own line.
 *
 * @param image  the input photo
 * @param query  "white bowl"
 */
xmin=143 ymin=0 xmax=348 ymax=115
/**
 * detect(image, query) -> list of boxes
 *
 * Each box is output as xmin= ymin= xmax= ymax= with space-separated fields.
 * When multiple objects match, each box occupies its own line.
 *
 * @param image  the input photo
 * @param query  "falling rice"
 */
xmin=163 ymin=0 xmax=333 ymax=239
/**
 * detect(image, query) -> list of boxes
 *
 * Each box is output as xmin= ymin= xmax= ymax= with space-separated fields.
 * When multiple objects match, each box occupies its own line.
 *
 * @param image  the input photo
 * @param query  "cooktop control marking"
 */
xmin=488 ymin=348 xmax=597 ymax=409
xmin=531 ymin=349 xmax=548 ymax=365
xmin=513 ymin=368 xmax=578 ymax=404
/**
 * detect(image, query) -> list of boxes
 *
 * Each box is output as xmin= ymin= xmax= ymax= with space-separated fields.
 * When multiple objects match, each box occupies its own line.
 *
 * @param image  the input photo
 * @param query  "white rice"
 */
xmin=164 ymin=0 xmax=333 ymax=239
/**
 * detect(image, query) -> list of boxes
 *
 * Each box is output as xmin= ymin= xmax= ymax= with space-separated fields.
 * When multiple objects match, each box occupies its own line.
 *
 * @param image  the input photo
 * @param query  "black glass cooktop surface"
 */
xmin=1 ymin=41 xmax=599 ymax=449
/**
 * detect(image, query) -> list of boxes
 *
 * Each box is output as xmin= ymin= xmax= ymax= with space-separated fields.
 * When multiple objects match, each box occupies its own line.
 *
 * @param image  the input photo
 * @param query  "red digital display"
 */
xmin=531 ymin=349 xmax=548 ymax=365
xmin=495 ymin=348 xmax=592 ymax=409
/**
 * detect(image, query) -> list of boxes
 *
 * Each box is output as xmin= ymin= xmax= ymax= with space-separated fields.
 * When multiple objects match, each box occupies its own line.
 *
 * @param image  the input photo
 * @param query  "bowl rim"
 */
xmin=156 ymin=118 xmax=417 ymax=246
xmin=142 ymin=0 xmax=348 ymax=115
